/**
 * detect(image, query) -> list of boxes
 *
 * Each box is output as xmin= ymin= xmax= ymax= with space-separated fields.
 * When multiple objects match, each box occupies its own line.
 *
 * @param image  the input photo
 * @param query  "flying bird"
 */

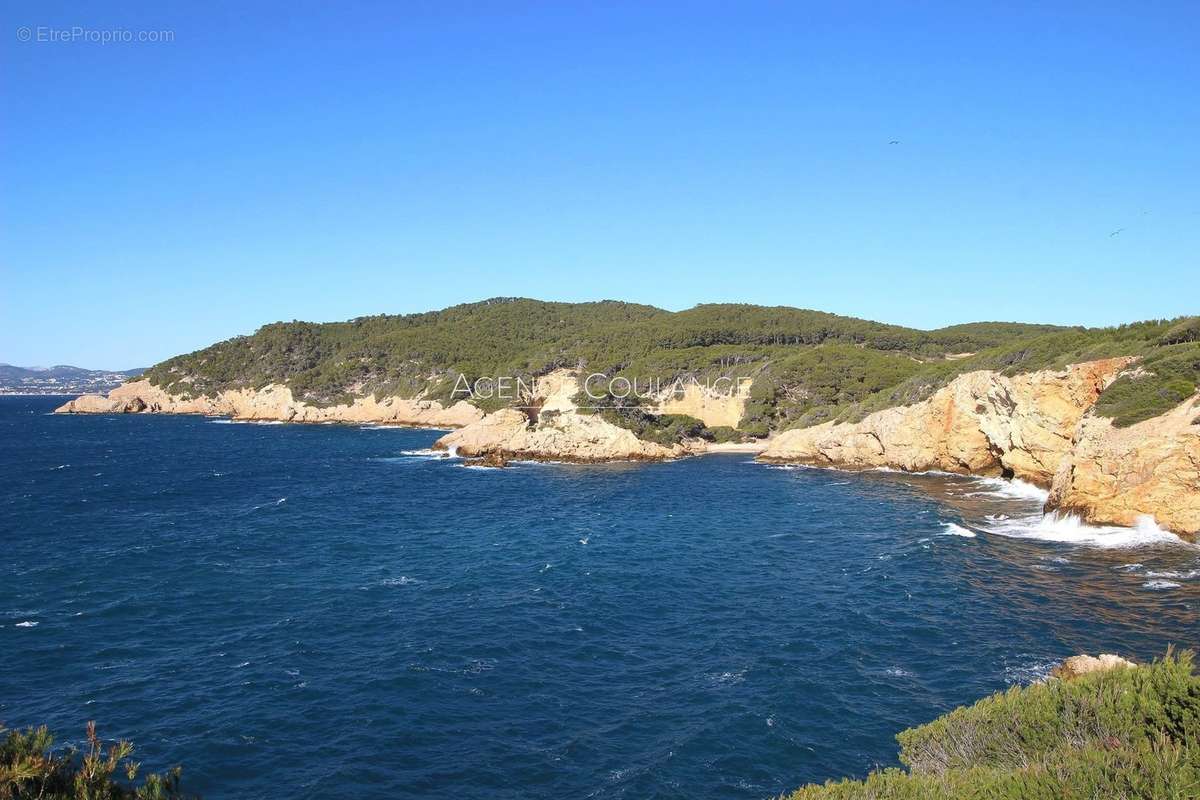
xmin=1110 ymin=228 xmax=1124 ymax=237
xmin=888 ymin=140 xmax=901 ymax=145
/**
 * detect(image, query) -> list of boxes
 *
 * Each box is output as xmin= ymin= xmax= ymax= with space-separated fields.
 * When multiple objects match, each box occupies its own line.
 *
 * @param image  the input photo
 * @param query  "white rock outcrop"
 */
xmin=55 ymin=380 xmax=483 ymax=428
xmin=434 ymin=371 xmax=686 ymax=461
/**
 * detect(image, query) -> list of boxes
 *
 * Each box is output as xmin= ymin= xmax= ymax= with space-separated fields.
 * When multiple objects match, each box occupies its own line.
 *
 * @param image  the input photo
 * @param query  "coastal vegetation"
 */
xmin=139 ymin=299 xmax=1199 ymax=434
xmin=783 ymin=650 xmax=1200 ymax=800
xmin=0 ymin=722 xmax=191 ymax=799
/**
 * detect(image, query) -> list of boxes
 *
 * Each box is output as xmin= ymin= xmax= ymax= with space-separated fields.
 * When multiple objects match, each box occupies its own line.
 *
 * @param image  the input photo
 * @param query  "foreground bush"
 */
xmin=784 ymin=650 xmax=1200 ymax=799
xmin=0 ymin=721 xmax=192 ymax=799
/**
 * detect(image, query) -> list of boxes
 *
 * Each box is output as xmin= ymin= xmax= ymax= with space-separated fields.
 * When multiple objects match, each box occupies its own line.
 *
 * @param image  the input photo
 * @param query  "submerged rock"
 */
xmin=463 ymin=452 xmax=509 ymax=469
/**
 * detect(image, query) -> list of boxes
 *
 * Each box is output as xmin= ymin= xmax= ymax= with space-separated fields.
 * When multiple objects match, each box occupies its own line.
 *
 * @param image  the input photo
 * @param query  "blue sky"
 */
xmin=2 ymin=2 xmax=1197 ymax=367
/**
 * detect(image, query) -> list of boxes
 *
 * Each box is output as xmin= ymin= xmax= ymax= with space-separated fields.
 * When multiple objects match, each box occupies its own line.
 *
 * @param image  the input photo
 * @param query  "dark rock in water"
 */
xmin=464 ymin=452 xmax=507 ymax=468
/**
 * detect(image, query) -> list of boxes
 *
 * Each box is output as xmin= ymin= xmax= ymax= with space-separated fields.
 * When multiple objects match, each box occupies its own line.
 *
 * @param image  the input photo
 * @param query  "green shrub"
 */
xmin=736 ymin=419 xmax=771 ymax=438
xmin=782 ymin=650 xmax=1200 ymax=800
xmin=1094 ymin=343 xmax=1200 ymax=427
xmin=0 ymin=721 xmax=193 ymax=799
xmin=703 ymin=425 xmax=744 ymax=444
xmin=599 ymin=410 xmax=708 ymax=446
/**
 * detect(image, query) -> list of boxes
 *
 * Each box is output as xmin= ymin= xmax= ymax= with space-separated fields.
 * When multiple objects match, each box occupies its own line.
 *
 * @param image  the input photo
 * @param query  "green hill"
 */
xmin=140 ymin=299 xmax=1199 ymax=431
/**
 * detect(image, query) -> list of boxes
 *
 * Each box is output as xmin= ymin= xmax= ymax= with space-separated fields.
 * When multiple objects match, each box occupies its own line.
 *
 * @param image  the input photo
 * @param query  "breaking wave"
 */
xmin=978 ymin=512 xmax=1186 ymax=549
xmin=964 ymin=477 xmax=1049 ymax=502
xmin=400 ymin=448 xmax=451 ymax=459
xmin=1142 ymin=580 xmax=1182 ymax=590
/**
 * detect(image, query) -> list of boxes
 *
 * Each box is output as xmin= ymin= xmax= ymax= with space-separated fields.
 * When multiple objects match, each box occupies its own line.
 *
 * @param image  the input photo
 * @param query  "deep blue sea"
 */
xmin=2 ymin=396 xmax=1198 ymax=799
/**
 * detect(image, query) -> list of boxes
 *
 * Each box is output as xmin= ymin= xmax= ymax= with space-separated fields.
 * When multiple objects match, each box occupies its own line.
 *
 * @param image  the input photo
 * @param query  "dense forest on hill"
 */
xmin=141 ymin=299 xmax=1199 ymax=432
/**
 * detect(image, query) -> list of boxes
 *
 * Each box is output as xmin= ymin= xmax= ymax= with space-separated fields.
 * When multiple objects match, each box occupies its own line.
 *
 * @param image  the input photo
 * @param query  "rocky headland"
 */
xmin=758 ymin=358 xmax=1199 ymax=538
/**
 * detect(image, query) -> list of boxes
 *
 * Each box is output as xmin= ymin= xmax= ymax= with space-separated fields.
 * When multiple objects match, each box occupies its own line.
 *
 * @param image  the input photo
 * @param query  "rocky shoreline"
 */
xmin=55 ymin=379 xmax=485 ymax=428
xmin=56 ymin=358 xmax=1200 ymax=540
xmin=756 ymin=358 xmax=1199 ymax=539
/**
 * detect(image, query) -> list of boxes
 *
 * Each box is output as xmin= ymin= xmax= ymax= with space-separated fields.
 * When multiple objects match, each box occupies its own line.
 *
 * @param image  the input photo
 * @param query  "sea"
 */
xmin=2 ymin=395 xmax=1197 ymax=799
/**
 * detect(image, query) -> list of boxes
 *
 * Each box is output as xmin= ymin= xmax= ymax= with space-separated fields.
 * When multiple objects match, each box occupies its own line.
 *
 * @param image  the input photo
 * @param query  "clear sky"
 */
xmin=2 ymin=1 xmax=1197 ymax=368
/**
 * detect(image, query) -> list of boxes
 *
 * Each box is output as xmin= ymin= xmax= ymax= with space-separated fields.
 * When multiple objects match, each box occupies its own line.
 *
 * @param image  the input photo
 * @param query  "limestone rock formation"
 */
xmin=758 ymin=358 xmax=1200 ymax=538
xmin=435 ymin=371 xmax=686 ymax=462
xmin=649 ymin=378 xmax=749 ymax=428
xmin=759 ymin=359 xmax=1132 ymax=485
xmin=1051 ymin=653 xmax=1136 ymax=680
xmin=55 ymin=380 xmax=483 ymax=428
xmin=1048 ymin=394 xmax=1200 ymax=534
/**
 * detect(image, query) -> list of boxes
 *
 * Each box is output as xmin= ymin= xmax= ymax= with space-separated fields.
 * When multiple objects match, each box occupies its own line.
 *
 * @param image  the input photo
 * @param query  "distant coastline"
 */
xmin=0 ymin=364 xmax=144 ymax=395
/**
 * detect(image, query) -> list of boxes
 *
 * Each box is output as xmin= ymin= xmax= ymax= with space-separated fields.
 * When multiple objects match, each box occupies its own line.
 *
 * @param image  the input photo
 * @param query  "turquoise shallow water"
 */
xmin=2 ymin=396 xmax=1198 ymax=799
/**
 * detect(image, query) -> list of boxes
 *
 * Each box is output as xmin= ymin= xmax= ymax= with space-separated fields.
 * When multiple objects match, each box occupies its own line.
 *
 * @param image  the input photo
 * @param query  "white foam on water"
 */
xmin=1004 ymin=658 xmax=1059 ymax=685
xmin=1143 ymin=580 xmax=1182 ymax=590
xmin=1145 ymin=569 xmax=1200 ymax=580
xmin=16 ymin=621 xmax=38 ymax=627
xmin=964 ymin=477 xmax=1050 ymax=502
xmin=980 ymin=512 xmax=1188 ymax=549
xmin=708 ymin=668 xmax=747 ymax=687
xmin=399 ymin=449 xmax=450 ymax=458
xmin=381 ymin=576 xmax=419 ymax=586
xmin=872 ymin=466 xmax=963 ymax=477
xmin=940 ymin=523 xmax=977 ymax=538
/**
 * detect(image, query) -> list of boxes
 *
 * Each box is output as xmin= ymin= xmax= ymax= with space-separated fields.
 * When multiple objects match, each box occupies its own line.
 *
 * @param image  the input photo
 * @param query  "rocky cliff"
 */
xmin=649 ymin=379 xmax=749 ymax=428
xmin=759 ymin=358 xmax=1200 ymax=539
xmin=1048 ymin=393 xmax=1200 ymax=535
xmin=55 ymin=380 xmax=484 ymax=428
